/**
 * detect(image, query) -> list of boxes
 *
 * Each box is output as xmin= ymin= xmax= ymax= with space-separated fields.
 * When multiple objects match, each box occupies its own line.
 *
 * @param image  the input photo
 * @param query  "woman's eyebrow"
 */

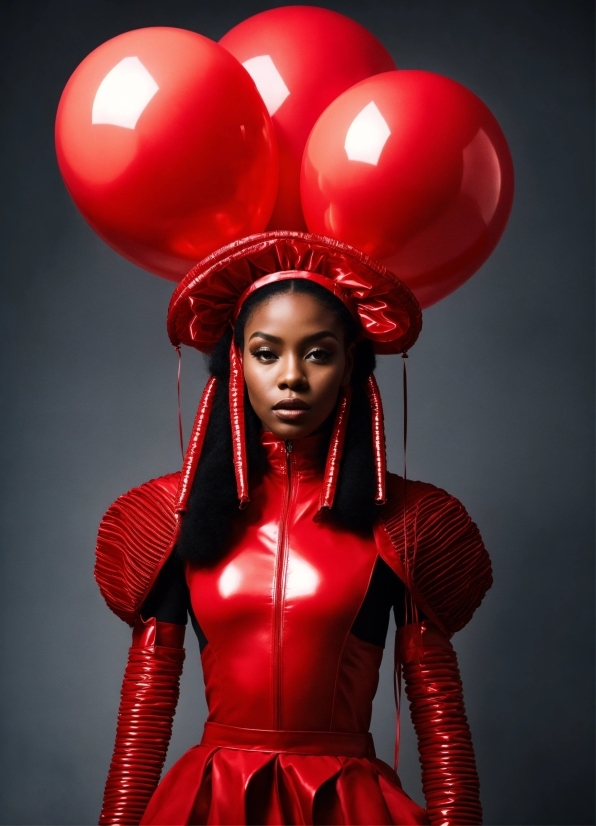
xmin=248 ymin=332 xmax=282 ymax=343
xmin=302 ymin=331 xmax=339 ymax=344
xmin=248 ymin=330 xmax=339 ymax=344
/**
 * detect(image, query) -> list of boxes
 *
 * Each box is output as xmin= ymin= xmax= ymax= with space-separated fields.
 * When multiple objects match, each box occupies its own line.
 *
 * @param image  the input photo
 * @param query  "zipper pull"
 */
xmin=285 ymin=440 xmax=293 ymax=454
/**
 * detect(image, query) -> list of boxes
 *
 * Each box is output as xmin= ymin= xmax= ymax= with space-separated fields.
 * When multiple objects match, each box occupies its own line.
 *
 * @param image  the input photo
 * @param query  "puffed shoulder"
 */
xmin=375 ymin=474 xmax=492 ymax=636
xmin=95 ymin=473 xmax=181 ymax=625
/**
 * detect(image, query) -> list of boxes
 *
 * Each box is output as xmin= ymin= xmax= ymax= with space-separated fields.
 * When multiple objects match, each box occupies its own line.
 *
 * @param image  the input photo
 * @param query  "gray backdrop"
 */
xmin=1 ymin=1 xmax=593 ymax=824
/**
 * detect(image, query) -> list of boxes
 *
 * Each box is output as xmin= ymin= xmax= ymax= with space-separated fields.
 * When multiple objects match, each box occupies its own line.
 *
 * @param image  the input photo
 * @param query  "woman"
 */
xmin=96 ymin=232 xmax=492 ymax=826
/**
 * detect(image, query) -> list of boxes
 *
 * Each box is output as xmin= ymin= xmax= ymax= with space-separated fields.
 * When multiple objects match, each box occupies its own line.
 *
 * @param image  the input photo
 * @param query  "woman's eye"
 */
xmin=251 ymin=348 xmax=278 ymax=363
xmin=306 ymin=348 xmax=332 ymax=363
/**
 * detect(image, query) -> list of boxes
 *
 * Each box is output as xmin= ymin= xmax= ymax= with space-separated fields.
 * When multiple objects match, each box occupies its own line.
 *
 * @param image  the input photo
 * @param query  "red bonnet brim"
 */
xmin=167 ymin=231 xmax=422 ymax=354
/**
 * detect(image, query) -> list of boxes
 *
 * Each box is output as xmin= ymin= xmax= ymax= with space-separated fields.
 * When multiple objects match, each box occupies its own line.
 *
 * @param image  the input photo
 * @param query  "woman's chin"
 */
xmin=262 ymin=418 xmax=320 ymax=441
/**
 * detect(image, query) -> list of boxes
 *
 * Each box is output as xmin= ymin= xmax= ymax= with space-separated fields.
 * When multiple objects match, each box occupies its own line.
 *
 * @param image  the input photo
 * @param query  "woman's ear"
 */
xmin=341 ymin=341 xmax=356 ymax=386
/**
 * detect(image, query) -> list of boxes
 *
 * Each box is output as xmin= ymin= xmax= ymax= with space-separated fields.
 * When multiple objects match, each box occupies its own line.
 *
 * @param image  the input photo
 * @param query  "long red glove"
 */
xmin=99 ymin=617 xmax=185 ymax=825
xmin=398 ymin=621 xmax=483 ymax=826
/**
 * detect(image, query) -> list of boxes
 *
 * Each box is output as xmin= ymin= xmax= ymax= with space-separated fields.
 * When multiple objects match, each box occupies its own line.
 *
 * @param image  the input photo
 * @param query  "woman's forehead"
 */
xmin=243 ymin=291 xmax=343 ymax=332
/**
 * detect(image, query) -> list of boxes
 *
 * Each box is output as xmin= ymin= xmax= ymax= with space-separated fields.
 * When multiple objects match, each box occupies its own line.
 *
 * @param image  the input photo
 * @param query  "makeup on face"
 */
xmin=242 ymin=293 xmax=354 ymax=440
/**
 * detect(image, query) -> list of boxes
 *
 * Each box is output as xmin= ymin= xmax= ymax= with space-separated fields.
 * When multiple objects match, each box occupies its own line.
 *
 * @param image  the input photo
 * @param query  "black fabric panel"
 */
xmin=350 ymin=557 xmax=406 ymax=648
xmin=189 ymin=607 xmax=209 ymax=652
xmin=140 ymin=552 xmax=189 ymax=625
xmin=140 ymin=552 xmax=210 ymax=650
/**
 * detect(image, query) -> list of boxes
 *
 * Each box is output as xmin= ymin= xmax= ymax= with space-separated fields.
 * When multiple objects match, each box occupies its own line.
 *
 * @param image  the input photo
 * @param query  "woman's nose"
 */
xmin=278 ymin=355 xmax=308 ymax=390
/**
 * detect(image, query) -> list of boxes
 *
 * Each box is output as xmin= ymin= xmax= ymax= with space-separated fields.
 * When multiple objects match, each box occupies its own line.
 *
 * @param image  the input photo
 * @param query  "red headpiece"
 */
xmin=167 ymin=231 xmax=422 ymax=514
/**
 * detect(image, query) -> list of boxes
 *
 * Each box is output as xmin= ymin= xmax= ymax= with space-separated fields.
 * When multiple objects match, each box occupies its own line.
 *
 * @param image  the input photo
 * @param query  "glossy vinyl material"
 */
xmin=234 ymin=270 xmax=361 ymax=323
xmin=379 ymin=475 xmax=493 ymax=635
xmin=398 ymin=622 xmax=483 ymax=825
xmin=99 ymin=617 xmax=185 ymax=825
xmin=220 ymin=6 xmax=395 ymax=231
xmin=55 ymin=27 xmax=278 ymax=281
xmin=301 ymin=70 xmax=514 ymax=308
xmin=366 ymin=375 xmax=387 ymax=505
xmin=95 ymin=472 xmax=180 ymax=626
xmin=175 ymin=376 xmax=217 ymax=513
xmin=141 ymin=432 xmax=429 ymax=824
xmin=319 ymin=384 xmax=351 ymax=511
xmin=186 ymin=431 xmax=381 ymax=732
xmin=167 ymin=232 xmax=422 ymax=355
xmin=229 ymin=340 xmax=249 ymax=505
xmin=97 ymin=431 xmax=492 ymax=824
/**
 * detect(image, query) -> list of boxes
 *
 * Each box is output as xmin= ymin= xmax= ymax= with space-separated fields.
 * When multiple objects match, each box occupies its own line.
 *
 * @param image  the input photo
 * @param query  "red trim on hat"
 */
xmin=167 ymin=232 xmax=422 ymax=356
xmin=233 ymin=271 xmax=360 ymax=324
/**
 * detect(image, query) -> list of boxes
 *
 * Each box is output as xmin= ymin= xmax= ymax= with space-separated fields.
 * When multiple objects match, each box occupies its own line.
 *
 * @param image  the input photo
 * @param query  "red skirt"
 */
xmin=141 ymin=723 xmax=428 ymax=825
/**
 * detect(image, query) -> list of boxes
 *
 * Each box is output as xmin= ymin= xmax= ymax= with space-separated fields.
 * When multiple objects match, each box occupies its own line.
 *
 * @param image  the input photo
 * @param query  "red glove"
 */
xmin=398 ymin=621 xmax=483 ymax=826
xmin=99 ymin=617 xmax=185 ymax=825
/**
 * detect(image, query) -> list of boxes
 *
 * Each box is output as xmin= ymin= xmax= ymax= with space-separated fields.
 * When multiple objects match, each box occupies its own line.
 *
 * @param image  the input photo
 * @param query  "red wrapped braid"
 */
xmin=229 ymin=340 xmax=249 ymax=507
xmin=99 ymin=618 xmax=185 ymax=825
xmin=366 ymin=374 xmax=387 ymax=505
xmin=319 ymin=384 xmax=351 ymax=511
xmin=397 ymin=621 xmax=482 ymax=826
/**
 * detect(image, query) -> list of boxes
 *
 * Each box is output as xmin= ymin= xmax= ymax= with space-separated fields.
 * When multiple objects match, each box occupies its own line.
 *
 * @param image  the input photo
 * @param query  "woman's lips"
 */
xmin=272 ymin=398 xmax=311 ymax=422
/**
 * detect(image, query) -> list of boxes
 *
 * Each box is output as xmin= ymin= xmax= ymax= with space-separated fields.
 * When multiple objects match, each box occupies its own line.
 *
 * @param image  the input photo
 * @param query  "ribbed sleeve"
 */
xmin=99 ymin=619 xmax=185 ymax=825
xmin=381 ymin=479 xmax=492 ymax=635
xmin=95 ymin=473 xmax=181 ymax=626
xmin=398 ymin=622 xmax=483 ymax=825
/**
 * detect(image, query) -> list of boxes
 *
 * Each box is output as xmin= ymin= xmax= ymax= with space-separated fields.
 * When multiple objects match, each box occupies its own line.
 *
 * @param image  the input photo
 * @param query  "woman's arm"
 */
xmin=397 ymin=621 xmax=482 ymax=826
xmin=381 ymin=479 xmax=492 ymax=825
xmin=99 ymin=554 xmax=188 ymax=826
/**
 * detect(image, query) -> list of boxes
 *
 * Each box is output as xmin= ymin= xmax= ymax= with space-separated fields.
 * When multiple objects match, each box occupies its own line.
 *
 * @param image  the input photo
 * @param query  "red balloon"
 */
xmin=301 ymin=70 xmax=514 ymax=308
xmin=220 ymin=7 xmax=395 ymax=232
xmin=55 ymin=27 xmax=278 ymax=281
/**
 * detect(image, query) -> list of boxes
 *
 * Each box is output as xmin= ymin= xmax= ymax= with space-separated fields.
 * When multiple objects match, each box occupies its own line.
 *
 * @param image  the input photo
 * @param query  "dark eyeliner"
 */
xmin=251 ymin=347 xmax=278 ymax=362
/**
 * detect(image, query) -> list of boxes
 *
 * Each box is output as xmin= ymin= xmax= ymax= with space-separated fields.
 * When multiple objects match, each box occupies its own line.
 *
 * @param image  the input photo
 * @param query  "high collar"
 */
xmin=260 ymin=430 xmax=328 ymax=477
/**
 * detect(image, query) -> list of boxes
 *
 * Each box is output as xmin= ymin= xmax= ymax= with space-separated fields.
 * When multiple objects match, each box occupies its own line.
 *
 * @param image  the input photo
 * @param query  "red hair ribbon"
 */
xmin=175 ymin=346 xmax=184 ymax=460
xmin=365 ymin=374 xmax=387 ymax=505
xmin=229 ymin=339 xmax=249 ymax=508
xmin=175 ymin=376 xmax=217 ymax=513
xmin=319 ymin=384 xmax=352 ymax=512
xmin=233 ymin=270 xmax=360 ymax=325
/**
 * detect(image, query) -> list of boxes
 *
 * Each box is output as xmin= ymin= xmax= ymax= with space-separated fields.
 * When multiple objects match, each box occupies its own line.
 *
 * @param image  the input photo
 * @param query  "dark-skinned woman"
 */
xmin=96 ymin=232 xmax=492 ymax=826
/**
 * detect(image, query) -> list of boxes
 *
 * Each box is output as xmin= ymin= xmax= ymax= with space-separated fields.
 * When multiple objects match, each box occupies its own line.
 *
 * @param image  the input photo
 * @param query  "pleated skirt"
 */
xmin=141 ymin=723 xmax=428 ymax=825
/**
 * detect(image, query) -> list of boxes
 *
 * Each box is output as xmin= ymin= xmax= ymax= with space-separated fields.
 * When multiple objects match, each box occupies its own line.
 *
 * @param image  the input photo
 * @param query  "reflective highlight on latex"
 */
xmin=168 ymin=234 xmax=422 ymax=357
xmin=301 ymin=70 xmax=514 ymax=308
xmin=220 ymin=6 xmax=396 ymax=230
xmin=55 ymin=27 xmax=278 ymax=281
xmin=91 ymin=56 xmax=159 ymax=129
xmin=242 ymin=55 xmax=290 ymax=116
xmin=344 ymin=101 xmax=391 ymax=166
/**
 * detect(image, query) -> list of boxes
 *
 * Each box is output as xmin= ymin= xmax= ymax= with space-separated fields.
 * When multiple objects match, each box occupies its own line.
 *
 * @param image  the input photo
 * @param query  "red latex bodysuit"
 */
xmin=96 ymin=430 xmax=492 ymax=825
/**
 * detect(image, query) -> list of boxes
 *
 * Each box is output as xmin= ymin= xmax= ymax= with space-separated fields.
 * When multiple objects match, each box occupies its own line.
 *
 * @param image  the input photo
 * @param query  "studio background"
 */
xmin=1 ymin=1 xmax=593 ymax=824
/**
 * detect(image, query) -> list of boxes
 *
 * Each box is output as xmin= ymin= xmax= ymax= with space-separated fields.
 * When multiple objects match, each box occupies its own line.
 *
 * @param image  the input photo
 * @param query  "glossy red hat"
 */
xmin=167 ymin=231 xmax=422 ymax=513
xmin=167 ymin=231 xmax=421 ymax=355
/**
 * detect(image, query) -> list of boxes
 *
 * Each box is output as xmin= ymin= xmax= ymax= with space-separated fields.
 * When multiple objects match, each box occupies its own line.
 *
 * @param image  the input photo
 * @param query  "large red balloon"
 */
xmin=301 ymin=70 xmax=514 ymax=308
xmin=56 ymin=27 xmax=278 ymax=281
xmin=220 ymin=7 xmax=395 ymax=232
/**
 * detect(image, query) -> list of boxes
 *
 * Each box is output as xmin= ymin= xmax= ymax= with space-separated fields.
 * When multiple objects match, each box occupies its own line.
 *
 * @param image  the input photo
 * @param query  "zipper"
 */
xmin=272 ymin=440 xmax=293 ymax=729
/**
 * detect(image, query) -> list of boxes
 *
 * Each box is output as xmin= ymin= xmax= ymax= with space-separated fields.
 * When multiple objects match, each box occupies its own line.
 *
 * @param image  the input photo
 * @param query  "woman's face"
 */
xmin=242 ymin=292 xmax=355 ymax=440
